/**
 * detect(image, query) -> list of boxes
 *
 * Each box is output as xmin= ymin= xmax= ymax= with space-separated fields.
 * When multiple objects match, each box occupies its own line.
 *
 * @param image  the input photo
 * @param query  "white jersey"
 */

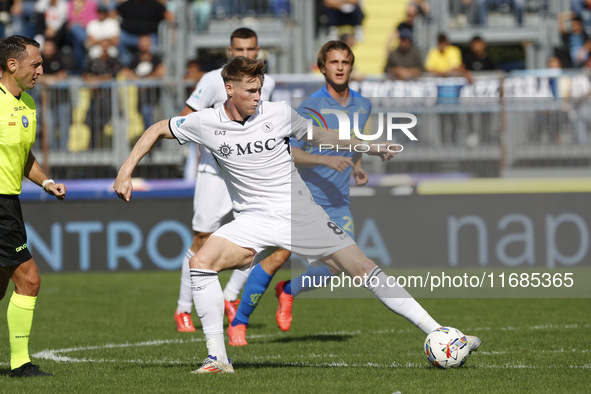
xmin=185 ymin=67 xmax=276 ymax=174
xmin=170 ymin=101 xmax=310 ymax=213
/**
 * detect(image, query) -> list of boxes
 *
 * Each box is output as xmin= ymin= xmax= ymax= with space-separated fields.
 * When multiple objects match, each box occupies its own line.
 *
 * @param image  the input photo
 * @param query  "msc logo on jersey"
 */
xmin=236 ymin=138 xmax=276 ymax=156
xmin=175 ymin=118 xmax=187 ymax=128
xmin=218 ymin=143 xmax=234 ymax=158
xmin=22 ymin=115 xmax=29 ymax=128
xmin=262 ymin=122 xmax=274 ymax=133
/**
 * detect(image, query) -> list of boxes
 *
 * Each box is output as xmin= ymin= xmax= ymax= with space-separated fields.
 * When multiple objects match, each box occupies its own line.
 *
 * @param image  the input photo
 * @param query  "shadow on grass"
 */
xmin=268 ymin=333 xmax=353 ymax=344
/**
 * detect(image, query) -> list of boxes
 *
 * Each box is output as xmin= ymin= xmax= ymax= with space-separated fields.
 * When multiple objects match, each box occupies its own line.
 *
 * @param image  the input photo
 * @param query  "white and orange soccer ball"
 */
xmin=424 ymin=327 xmax=470 ymax=369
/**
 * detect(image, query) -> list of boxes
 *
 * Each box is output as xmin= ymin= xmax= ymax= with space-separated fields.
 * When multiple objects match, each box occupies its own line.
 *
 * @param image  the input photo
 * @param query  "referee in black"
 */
xmin=0 ymin=35 xmax=66 ymax=377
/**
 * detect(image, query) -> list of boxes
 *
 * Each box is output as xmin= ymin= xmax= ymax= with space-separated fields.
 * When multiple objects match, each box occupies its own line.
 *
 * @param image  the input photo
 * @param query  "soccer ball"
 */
xmin=424 ymin=327 xmax=470 ymax=369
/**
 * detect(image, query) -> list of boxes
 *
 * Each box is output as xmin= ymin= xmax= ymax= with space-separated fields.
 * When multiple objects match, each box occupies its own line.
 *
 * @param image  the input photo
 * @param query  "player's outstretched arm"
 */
xmin=114 ymin=120 xmax=175 ymax=201
xmin=292 ymin=146 xmax=354 ymax=172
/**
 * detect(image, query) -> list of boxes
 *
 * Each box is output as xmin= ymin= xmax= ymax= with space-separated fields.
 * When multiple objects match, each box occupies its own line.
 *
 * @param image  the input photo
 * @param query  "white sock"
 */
xmin=223 ymin=269 xmax=250 ymax=302
xmin=365 ymin=267 xmax=440 ymax=335
xmin=176 ymin=249 xmax=194 ymax=314
xmin=191 ymin=268 xmax=228 ymax=364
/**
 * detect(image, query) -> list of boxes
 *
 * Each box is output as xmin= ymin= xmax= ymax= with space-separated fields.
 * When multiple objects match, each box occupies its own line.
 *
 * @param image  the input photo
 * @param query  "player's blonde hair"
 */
xmin=221 ymin=56 xmax=266 ymax=85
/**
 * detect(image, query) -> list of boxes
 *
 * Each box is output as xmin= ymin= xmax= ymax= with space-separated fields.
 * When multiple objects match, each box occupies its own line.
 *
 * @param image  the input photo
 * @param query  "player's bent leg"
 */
xmin=175 ymin=232 xmax=213 ymax=333
xmin=327 ymin=245 xmax=441 ymax=335
xmin=465 ymin=335 xmax=481 ymax=353
xmin=274 ymin=280 xmax=294 ymax=331
xmin=259 ymin=248 xmax=291 ymax=275
xmin=9 ymin=259 xmax=41 ymax=297
xmin=175 ymin=249 xmax=197 ymax=332
xmin=287 ymin=264 xmax=336 ymax=297
xmin=189 ymin=236 xmax=254 ymax=368
xmin=222 ymin=269 xmax=249 ymax=324
xmin=229 ymin=249 xmax=291 ymax=344
xmin=7 ymin=259 xmax=51 ymax=377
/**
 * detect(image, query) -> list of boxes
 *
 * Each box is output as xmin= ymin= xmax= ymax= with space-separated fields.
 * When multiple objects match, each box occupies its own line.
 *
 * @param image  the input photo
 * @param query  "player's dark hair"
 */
xmin=0 ymin=35 xmax=40 ymax=72
xmin=317 ymin=40 xmax=355 ymax=70
xmin=221 ymin=56 xmax=265 ymax=85
xmin=230 ymin=27 xmax=258 ymax=44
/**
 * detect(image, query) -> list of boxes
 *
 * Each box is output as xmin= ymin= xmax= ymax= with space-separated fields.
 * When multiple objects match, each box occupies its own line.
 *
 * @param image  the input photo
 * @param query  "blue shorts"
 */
xmin=322 ymin=205 xmax=355 ymax=240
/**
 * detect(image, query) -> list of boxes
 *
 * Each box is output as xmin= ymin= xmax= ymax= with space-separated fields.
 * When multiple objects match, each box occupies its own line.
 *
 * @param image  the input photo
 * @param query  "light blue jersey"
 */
xmin=292 ymin=85 xmax=372 ymax=238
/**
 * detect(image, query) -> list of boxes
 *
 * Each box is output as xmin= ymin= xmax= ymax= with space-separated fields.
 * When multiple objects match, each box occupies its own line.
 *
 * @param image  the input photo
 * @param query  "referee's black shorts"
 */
xmin=0 ymin=194 xmax=33 ymax=268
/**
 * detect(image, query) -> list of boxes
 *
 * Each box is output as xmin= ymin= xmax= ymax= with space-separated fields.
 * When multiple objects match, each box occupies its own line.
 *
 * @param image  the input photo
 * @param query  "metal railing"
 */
xmin=32 ymin=72 xmax=591 ymax=180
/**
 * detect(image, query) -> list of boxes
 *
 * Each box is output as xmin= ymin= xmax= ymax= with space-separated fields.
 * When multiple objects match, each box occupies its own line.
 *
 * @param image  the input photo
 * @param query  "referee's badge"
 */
xmin=22 ymin=115 xmax=29 ymax=128
xmin=262 ymin=122 xmax=274 ymax=133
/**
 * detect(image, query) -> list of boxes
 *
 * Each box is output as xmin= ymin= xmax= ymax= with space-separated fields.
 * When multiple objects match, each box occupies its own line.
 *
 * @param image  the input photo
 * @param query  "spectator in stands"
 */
xmin=192 ymin=0 xmax=211 ymax=32
xmin=462 ymin=35 xmax=496 ymax=71
xmin=39 ymin=38 xmax=75 ymax=150
xmin=116 ymin=0 xmax=173 ymax=66
xmin=571 ymin=0 xmax=591 ymax=36
xmin=3 ymin=0 xmax=38 ymax=38
xmin=424 ymin=33 xmax=466 ymax=76
xmin=449 ymin=0 xmax=478 ymax=28
xmin=425 ymin=33 xmax=469 ymax=145
xmin=384 ymin=1 xmax=430 ymax=57
xmin=34 ymin=0 xmax=68 ymax=46
xmin=559 ymin=12 xmax=590 ymax=68
xmin=531 ymin=55 xmax=569 ymax=144
xmin=463 ymin=36 xmax=498 ymax=146
xmin=478 ymin=0 xmax=524 ymax=27
xmin=0 ymin=0 xmax=12 ymax=37
xmin=86 ymin=4 xmax=119 ymax=59
xmin=573 ymin=57 xmax=591 ymax=144
xmin=119 ymin=34 xmax=166 ymax=129
xmin=66 ymin=0 xmax=98 ymax=73
xmin=384 ymin=28 xmax=423 ymax=81
xmin=322 ymin=0 xmax=365 ymax=42
xmin=82 ymin=38 xmax=122 ymax=148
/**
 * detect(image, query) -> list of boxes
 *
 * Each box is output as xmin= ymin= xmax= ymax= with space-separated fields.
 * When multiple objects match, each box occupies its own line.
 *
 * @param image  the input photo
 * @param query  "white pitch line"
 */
xmin=31 ymin=323 xmax=591 ymax=366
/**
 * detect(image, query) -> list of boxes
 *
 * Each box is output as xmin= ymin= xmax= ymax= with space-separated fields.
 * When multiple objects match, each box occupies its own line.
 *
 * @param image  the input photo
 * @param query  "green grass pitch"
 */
xmin=0 ymin=270 xmax=589 ymax=393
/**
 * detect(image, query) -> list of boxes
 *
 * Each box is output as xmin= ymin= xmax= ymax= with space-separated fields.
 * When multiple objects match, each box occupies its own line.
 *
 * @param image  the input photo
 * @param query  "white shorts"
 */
xmin=192 ymin=171 xmax=233 ymax=232
xmin=212 ymin=201 xmax=356 ymax=265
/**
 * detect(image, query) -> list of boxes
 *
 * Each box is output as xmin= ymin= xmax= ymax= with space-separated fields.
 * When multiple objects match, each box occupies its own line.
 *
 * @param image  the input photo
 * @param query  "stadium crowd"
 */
xmin=1 ymin=0 xmax=590 ymax=153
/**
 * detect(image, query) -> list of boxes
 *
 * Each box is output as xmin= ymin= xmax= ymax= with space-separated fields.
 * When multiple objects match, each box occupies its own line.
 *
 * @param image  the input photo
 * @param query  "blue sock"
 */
xmin=283 ymin=280 xmax=292 ymax=295
xmin=232 ymin=263 xmax=273 ymax=327
xmin=291 ymin=265 xmax=333 ymax=297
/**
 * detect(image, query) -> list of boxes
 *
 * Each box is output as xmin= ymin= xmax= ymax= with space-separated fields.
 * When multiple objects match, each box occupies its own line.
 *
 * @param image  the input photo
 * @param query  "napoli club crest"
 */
xmin=22 ymin=115 xmax=29 ymax=128
xmin=262 ymin=122 xmax=274 ymax=133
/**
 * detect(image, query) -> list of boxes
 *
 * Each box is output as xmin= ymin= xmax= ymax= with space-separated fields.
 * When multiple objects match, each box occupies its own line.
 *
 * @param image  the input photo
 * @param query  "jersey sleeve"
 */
xmin=169 ymin=114 xmax=202 ymax=145
xmin=289 ymin=104 xmax=309 ymax=141
xmin=185 ymin=72 xmax=220 ymax=111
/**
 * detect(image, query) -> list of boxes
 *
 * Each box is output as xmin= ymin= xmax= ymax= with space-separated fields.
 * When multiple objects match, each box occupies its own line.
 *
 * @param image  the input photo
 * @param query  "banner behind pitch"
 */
xmin=21 ymin=191 xmax=590 ymax=272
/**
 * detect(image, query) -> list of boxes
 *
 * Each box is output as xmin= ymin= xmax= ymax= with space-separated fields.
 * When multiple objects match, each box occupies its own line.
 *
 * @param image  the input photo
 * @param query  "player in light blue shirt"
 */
xmin=228 ymin=40 xmax=372 ymax=345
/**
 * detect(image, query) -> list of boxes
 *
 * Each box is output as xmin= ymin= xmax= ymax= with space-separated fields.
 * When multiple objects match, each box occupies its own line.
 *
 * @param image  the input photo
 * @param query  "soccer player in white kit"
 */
xmin=113 ymin=57 xmax=481 ymax=373
xmin=173 ymin=27 xmax=289 ymax=332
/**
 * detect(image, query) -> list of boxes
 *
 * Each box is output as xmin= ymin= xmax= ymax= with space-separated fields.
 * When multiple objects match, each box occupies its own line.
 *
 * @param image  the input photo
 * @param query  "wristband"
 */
xmin=42 ymin=179 xmax=55 ymax=192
